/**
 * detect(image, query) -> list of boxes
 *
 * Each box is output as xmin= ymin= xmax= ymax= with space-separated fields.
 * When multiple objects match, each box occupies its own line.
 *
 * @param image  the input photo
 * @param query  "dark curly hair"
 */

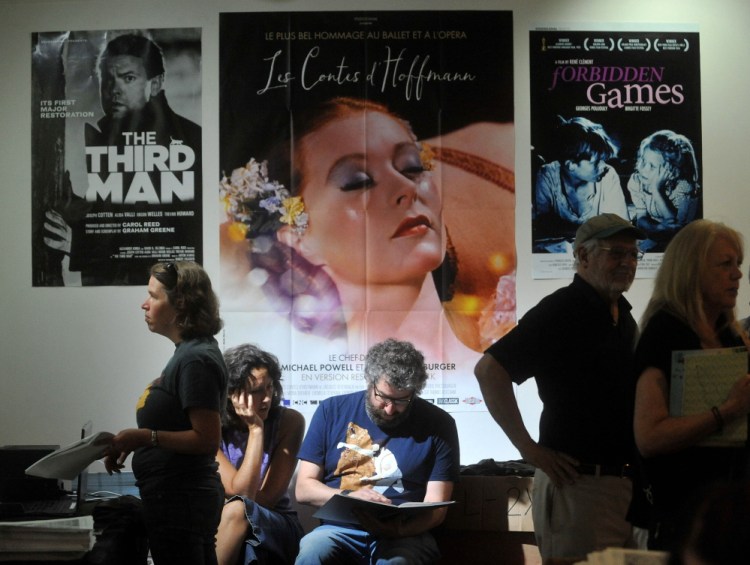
xmin=364 ymin=339 xmax=428 ymax=394
xmin=221 ymin=343 xmax=284 ymax=430
xmin=150 ymin=261 xmax=223 ymax=339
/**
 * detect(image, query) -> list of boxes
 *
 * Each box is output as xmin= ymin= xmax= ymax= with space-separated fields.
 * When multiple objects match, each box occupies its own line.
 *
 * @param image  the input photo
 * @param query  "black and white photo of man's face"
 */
xmin=567 ymin=155 xmax=607 ymax=184
xmin=99 ymin=54 xmax=161 ymax=120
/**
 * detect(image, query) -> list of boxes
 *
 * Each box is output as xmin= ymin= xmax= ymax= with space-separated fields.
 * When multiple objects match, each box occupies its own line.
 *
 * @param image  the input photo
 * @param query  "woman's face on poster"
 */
xmin=637 ymin=147 xmax=671 ymax=186
xmin=293 ymin=110 xmax=444 ymax=286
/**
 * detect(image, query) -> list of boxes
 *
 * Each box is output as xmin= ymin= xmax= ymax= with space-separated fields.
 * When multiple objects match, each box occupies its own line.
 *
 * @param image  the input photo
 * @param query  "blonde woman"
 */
xmin=632 ymin=219 xmax=750 ymax=551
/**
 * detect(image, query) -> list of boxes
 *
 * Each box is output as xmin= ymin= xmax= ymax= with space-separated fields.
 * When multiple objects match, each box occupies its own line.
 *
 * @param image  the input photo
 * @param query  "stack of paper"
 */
xmin=0 ymin=515 xmax=93 ymax=561
xmin=25 ymin=431 xmax=113 ymax=481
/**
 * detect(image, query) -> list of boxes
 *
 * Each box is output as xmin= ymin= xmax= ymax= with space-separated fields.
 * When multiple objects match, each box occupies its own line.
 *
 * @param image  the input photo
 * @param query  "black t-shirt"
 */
xmin=634 ymin=310 xmax=748 ymax=525
xmin=133 ymin=337 xmax=227 ymax=492
xmin=485 ymin=274 xmax=638 ymax=465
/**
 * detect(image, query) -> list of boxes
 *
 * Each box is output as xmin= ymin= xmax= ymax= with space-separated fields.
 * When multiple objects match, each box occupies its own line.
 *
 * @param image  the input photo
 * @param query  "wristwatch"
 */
xmin=340 ymin=489 xmax=352 ymax=496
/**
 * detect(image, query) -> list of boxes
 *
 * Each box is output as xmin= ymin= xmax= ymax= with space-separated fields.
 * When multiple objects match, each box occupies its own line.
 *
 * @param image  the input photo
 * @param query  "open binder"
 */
xmin=313 ymin=493 xmax=454 ymax=526
xmin=670 ymin=346 xmax=748 ymax=447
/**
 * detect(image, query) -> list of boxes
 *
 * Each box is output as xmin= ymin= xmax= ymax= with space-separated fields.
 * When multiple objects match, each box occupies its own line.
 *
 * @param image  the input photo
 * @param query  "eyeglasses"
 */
xmin=598 ymin=246 xmax=645 ymax=262
xmin=160 ymin=261 xmax=179 ymax=289
xmin=372 ymin=385 xmax=414 ymax=408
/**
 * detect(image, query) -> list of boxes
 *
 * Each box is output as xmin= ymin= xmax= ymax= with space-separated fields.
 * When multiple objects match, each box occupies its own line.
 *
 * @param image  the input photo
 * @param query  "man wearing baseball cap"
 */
xmin=475 ymin=213 xmax=646 ymax=562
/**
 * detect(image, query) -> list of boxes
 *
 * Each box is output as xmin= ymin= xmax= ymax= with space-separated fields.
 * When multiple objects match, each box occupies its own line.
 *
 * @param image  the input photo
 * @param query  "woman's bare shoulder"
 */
xmin=279 ymin=406 xmax=305 ymax=432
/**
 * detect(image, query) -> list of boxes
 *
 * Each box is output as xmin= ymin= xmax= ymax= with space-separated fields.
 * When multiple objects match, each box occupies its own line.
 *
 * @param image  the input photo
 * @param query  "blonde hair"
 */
xmin=641 ymin=219 xmax=743 ymax=341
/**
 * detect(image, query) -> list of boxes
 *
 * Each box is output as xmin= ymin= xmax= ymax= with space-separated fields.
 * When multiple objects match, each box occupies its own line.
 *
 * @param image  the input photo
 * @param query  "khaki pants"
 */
xmin=532 ymin=468 xmax=642 ymax=562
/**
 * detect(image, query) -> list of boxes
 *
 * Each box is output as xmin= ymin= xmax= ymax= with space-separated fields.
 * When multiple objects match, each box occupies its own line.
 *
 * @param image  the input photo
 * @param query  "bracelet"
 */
xmin=341 ymin=489 xmax=352 ymax=496
xmin=151 ymin=429 xmax=159 ymax=447
xmin=711 ymin=406 xmax=724 ymax=432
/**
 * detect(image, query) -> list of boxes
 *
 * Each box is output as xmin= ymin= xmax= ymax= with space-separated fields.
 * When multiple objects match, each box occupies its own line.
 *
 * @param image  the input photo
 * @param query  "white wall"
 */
xmin=2 ymin=0 xmax=750 ymax=467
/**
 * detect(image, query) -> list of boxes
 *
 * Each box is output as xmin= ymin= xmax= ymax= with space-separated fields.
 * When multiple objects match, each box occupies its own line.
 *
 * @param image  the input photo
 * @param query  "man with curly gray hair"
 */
xmin=294 ymin=338 xmax=459 ymax=564
xmin=362 ymin=338 xmax=429 ymax=429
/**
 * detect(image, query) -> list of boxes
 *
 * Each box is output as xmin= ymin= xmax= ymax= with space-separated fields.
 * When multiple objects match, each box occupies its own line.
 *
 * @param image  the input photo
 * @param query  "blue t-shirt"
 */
xmin=297 ymin=390 xmax=459 ymax=505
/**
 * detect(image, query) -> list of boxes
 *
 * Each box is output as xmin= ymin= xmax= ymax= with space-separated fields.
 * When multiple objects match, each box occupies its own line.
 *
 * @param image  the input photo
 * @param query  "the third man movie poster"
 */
xmin=32 ymin=28 xmax=202 ymax=286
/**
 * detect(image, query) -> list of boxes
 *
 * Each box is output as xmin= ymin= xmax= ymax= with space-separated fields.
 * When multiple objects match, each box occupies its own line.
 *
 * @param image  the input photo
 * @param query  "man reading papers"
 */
xmin=294 ymin=339 xmax=460 ymax=565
